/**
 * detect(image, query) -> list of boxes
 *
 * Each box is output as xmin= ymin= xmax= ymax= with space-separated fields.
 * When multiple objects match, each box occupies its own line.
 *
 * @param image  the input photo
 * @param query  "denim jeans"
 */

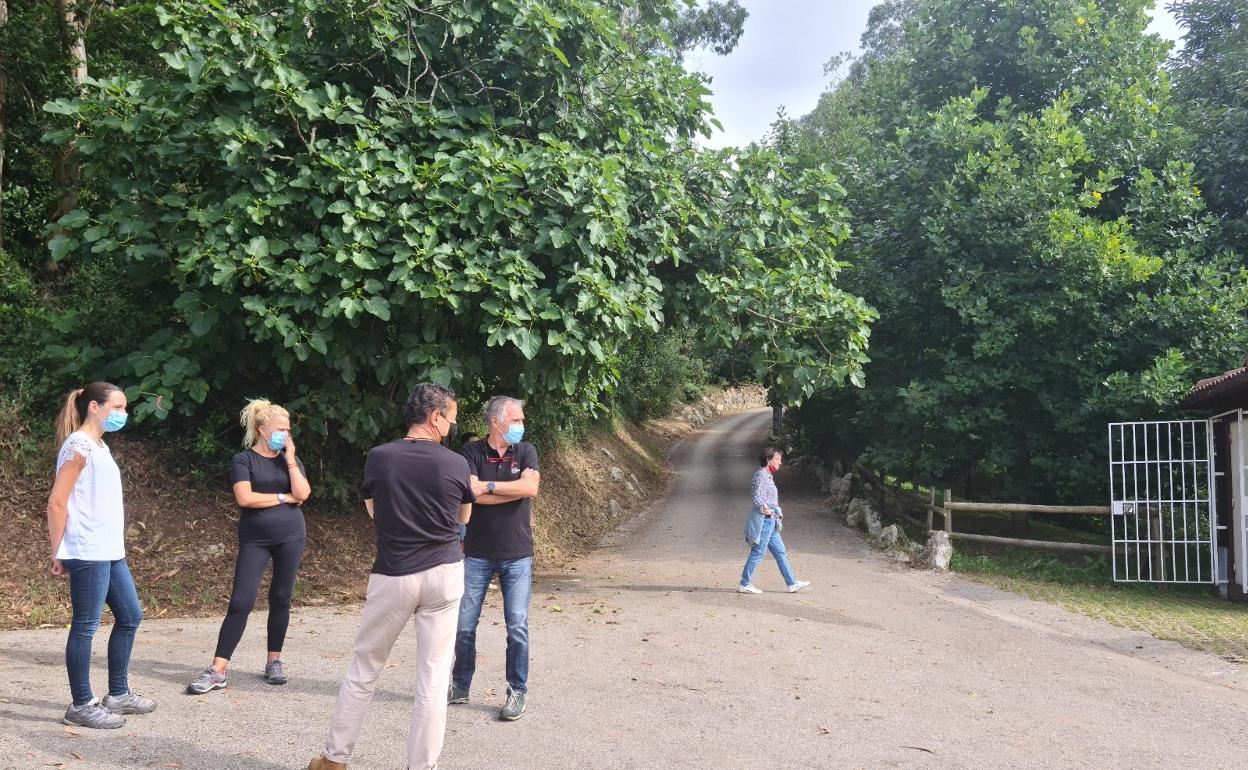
xmin=740 ymin=516 xmax=797 ymax=588
xmin=63 ymin=558 xmax=144 ymax=706
xmin=452 ymin=556 xmax=531 ymax=694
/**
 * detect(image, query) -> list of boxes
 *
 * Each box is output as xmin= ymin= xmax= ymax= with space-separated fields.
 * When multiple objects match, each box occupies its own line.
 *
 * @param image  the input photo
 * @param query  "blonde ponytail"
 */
xmin=240 ymin=398 xmax=289 ymax=447
xmin=55 ymin=389 xmax=85 ymax=447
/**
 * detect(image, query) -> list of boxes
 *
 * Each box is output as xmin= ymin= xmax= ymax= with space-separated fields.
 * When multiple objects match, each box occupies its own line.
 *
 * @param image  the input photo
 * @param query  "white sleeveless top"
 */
xmin=55 ymin=431 xmax=126 ymax=561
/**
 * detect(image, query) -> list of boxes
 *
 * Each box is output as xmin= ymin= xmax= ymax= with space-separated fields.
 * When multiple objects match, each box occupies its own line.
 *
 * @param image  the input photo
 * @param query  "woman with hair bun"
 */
xmin=48 ymin=381 xmax=156 ymax=729
xmin=187 ymin=398 xmax=311 ymax=694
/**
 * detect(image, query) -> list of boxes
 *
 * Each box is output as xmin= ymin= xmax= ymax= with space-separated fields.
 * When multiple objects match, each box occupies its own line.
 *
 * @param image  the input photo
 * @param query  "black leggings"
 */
xmin=214 ymin=537 xmax=305 ymax=660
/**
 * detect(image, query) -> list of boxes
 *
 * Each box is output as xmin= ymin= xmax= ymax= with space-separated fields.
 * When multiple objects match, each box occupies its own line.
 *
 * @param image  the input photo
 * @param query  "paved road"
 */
xmin=3 ymin=408 xmax=1246 ymax=769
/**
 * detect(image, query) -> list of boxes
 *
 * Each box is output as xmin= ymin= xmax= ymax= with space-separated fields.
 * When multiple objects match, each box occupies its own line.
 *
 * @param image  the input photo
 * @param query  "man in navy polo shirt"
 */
xmin=449 ymin=395 xmax=540 ymax=721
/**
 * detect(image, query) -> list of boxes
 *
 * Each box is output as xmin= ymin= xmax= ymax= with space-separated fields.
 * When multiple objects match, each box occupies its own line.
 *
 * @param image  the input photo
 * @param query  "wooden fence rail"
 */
xmin=852 ymin=465 xmax=1112 ymax=555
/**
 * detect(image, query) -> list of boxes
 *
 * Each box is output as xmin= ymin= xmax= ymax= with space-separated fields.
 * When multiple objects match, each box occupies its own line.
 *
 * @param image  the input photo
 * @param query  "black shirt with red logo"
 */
xmin=459 ymin=440 xmax=540 ymax=560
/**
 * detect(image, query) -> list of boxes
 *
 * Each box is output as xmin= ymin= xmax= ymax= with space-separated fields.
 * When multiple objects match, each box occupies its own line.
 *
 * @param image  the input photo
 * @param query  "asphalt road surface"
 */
xmin=3 ymin=408 xmax=1245 ymax=769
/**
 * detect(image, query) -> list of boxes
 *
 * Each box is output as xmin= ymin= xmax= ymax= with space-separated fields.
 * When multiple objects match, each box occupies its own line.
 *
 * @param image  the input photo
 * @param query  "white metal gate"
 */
xmin=1229 ymin=413 xmax=1248 ymax=592
xmin=1108 ymin=420 xmax=1218 ymax=583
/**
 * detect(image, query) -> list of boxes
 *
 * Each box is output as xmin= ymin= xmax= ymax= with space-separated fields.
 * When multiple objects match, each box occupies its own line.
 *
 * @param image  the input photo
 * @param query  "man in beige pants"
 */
xmin=308 ymin=383 xmax=475 ymax=770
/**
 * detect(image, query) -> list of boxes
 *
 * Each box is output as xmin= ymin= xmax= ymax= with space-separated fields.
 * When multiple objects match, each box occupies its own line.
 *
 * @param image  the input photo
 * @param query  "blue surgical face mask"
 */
xmin=267 ymin=430 xmax=288 ymax=451
xmin=504 ymin=424 xmax=524 ymax=445
xmin=102 ymin=409 xmax=128 ymax=433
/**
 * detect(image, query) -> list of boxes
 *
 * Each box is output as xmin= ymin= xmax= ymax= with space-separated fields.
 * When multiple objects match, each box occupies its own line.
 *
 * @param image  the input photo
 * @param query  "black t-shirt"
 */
xmin=360 ymin=439 xmax=475 ymax=577
xmin=229 ymin=449 xmax=307 ymax=544
xmin=460 ymin=440 xmax=539 ymax=560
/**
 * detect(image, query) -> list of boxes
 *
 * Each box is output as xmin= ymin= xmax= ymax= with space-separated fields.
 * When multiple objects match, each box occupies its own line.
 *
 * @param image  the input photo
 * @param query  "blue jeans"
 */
xmin=452 ymin=556 xmax=531 ymax=694
xmin=63 ymin=558 xmax=144 ymax=706
xmin=740 ymin=517 xmax=797 ymax=588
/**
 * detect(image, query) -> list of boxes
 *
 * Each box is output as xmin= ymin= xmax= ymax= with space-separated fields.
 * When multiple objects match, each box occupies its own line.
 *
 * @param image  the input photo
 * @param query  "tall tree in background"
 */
xmin=1171 ymin=0 xmax=1248 ymax=255
xmin=782 ymin=0 xmax=1248 ymax=502
xmin=47 ymin=0 xmax=91 ymax=258
xmin=0 ymin=0 xmax=7 ymax=250
xmin=663 ymin=0 xmax=748 ymax=58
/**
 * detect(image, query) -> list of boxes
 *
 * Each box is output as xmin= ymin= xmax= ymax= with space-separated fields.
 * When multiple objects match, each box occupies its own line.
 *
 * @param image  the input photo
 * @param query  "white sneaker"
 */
xmin=738 ymin=584 xmax=763 ymax=594
xmin=787 ymin=580 xmax=811 ymax=593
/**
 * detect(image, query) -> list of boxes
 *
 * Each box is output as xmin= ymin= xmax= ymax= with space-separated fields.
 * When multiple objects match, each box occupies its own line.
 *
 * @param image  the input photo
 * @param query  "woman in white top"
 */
xmin=48 ymin=382 xmax=155 ymax=729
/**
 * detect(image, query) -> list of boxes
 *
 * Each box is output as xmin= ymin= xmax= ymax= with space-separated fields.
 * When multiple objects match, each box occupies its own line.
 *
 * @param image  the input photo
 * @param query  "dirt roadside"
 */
xmin=0 ymin=387 xmax=763 ymax=630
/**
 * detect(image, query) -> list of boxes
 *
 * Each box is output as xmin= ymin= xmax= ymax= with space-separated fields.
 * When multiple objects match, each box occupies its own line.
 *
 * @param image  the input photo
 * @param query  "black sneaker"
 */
xmin=448 ymin=682 xmax=469 ymax=704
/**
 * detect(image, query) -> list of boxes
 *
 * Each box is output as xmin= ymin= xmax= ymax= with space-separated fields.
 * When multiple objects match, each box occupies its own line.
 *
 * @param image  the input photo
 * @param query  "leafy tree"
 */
xmin=44 ymin=0 xmax=871 ymax=451
xmin=1170 ymin=0 xmax=1248 ymax=255
xmin=662 ymin=0 xmax=748 ymax=58
xmin=0 ymin=1 xmax=169 ymax=424
xmin=784 ymin=0 xmax=1248 ymax=502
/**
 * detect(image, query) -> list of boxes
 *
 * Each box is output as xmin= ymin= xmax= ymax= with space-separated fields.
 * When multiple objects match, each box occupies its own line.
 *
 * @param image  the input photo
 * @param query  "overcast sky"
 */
xmin=688 ymin=1 xmax=1186 ymax=149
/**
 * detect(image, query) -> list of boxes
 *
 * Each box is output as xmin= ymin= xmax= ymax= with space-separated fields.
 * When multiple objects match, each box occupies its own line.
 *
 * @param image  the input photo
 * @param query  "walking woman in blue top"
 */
xmin=738 ymin=447 xmax=810 ymax=594
xmin=48 ymin=382 xmax=156 ymax=729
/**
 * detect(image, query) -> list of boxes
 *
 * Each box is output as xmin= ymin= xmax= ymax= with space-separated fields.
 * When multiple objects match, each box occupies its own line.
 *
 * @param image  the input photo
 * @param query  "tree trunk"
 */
xmin=771 ymin=404 xmax=784 ymax=434
xmin=47 ymin=0 xmax=89 ymax=268
xmin=0 ymin=0 xmax=9 ymax=251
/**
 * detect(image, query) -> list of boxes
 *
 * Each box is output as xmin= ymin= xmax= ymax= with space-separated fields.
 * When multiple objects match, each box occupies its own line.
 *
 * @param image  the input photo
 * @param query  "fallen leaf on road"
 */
xmin=902 ymin=746 xmax=935 ymax=754
xmin=70 ymin=752 xmax=83 ymax=760
xmin=818 ymin=726 xmax=832 ymax=735
xmin=61 ymin=726 xmax=80 ymax=737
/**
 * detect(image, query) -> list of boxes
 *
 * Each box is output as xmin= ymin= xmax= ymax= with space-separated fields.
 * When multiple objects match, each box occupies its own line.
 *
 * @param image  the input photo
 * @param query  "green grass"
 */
xmin=952 ymin=540 xmax=1248 ymax=663
xmin=22 ymin=578 xmax=62 ymax=626
xmin=879 ymin=480 xmax=1248 ymax=663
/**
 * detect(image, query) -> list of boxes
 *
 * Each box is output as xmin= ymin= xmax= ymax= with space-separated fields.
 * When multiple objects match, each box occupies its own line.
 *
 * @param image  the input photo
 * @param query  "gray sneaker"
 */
xmin=186 ymin=667 xmax=228 ymax=694
xmin=264 ymin=659 xmax=287 ymax=685
xmin=63 ymin=699 xmax=125 ymax=729
xmin=101 ymin=691 xmax=156 ymax=714
xmin=499 ymin=687 xmax=526 ymax=721
xmin=447 ymin=682 xmax=469 ymax=704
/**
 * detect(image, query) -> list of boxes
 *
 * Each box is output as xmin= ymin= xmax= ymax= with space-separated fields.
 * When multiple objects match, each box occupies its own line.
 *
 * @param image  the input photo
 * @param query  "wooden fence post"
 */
xmin=926 ymin=489 xmax=935 ymax=532
xmin=1012 ymin=510 xmax=1030 ymax=535
xmin=943 ymin=489 xmax=953 ymax=534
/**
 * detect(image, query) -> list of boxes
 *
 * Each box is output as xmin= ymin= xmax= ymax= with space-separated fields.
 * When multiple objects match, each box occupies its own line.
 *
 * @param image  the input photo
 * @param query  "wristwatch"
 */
xmin=278 ymin=493 xmax=287 ymax=504
xmin=486 ymin=481 xmax=496 ymax=494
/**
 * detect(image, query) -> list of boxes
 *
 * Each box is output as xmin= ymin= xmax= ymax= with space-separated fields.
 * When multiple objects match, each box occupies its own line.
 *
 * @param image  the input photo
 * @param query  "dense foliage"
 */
xmin=7 ymin=0 xmax=1248 ymax=508
xmin=781 ymin=0 xmax=1248 ymax=502
xmin=1 ymin=0 xmax=872 ymax=473
xmin=1170 ymin=0 xmax=1248 ymax=255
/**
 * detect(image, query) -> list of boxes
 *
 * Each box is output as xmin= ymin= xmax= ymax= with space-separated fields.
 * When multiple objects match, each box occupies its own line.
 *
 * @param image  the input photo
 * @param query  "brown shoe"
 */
xmin=308 ymin=755 xmax=346 ymax=770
